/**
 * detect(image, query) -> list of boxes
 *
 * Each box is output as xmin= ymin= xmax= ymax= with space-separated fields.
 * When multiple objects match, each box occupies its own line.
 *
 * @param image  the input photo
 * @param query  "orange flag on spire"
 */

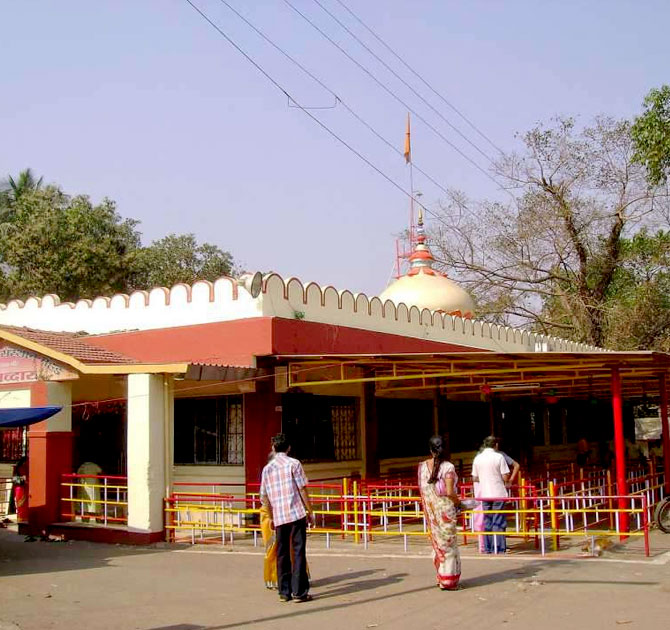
xmin=403 ymin=113 xmax=411 ymax=163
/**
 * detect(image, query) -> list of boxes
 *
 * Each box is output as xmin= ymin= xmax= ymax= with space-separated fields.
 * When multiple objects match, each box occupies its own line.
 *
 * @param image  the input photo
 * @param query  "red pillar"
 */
xmin=26 ymin=382 xmax=73 ymax=535
xmin=611 ymin=366 xmax=629 ymax=535
xmin=363 ymin=381 xmax=379 ymax=479
xmin=243 ymin=380 xmax=282 ymax=490
xmin=660 ymin=373 xmax=670 ymax=495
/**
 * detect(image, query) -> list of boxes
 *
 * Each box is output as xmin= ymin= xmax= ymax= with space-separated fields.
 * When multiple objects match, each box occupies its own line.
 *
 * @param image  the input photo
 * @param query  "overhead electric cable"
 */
xmin=310 ymin=0 xmax=497 ymax=165
xmin=281 ymin=0 xmax=508 ymax=193
xmin=183 ymin=0 xmax=435 ymax=219
xmin=333 ymin=0 xmax=505 ymax=156
xmin=184 ymin=0 xmax=509 ymax=330
xmin=215 ymin=0 xmax=462 ymax=202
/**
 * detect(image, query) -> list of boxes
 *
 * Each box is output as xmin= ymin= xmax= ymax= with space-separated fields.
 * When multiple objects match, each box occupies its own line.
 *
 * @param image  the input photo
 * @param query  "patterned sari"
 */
xmin=419 ymin=460 xmax=461 ymax=590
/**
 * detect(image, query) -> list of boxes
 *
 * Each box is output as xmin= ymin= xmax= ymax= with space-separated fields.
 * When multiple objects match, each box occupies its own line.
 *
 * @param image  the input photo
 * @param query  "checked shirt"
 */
xmin=260 ymin=452 xmax=308 ymax=527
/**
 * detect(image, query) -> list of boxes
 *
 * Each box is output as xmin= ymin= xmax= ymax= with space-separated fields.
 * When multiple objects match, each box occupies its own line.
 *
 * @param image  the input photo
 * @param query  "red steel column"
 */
xmin=243 ymin=379 xmax=282 ymax=491
xmin=660 ymin=373 xmax=670 ymax=495
xmin=611 ymin=366 xmax=629 ymax=535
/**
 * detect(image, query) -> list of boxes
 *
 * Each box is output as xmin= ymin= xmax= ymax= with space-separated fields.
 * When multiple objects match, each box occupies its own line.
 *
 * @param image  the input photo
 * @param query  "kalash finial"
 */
xmin=415 ymin=206 xmax=427 ymax=244
xmin=407 ymin=205 xmax=437 ymax=275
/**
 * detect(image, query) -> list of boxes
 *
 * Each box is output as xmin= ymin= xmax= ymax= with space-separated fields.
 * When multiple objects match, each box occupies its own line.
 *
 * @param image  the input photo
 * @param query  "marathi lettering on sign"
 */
xmin=0 ymin=345 xmax=78 ymax=383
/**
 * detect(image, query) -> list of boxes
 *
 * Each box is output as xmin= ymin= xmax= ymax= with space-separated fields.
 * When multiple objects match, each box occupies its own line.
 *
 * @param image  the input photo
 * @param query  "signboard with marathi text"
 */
xmin=0 ymin=344 xmax=78 ymax=384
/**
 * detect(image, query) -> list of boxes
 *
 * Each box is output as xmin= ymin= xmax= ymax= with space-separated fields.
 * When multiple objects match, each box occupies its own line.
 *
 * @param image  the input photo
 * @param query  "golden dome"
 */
xmin=379 ymin=218 xmax=475 ymax=318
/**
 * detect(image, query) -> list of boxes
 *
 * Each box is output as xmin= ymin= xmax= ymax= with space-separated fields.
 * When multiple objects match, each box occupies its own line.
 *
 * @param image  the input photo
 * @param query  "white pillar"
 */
xmin=127 ymin=374 xmax=166 ymax=533
xmin=44 ymin=382 xmax=72 ymax=432
xmin=163 ymin=376 xmax=174 ymax=499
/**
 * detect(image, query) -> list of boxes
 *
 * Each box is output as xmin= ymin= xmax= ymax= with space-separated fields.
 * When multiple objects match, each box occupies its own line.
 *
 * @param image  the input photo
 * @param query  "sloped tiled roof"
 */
xmin=0 ymin=325 xmax=139 ymax=365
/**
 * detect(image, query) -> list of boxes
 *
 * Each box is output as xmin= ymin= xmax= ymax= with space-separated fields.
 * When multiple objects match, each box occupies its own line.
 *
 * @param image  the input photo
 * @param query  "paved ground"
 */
xmin=1 ymin=528 xmax=669 ymax=630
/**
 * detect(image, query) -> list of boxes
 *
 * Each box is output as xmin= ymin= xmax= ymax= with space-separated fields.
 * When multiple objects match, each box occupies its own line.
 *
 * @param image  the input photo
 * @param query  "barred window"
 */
xmin=174 ymin=396 xmax=244 ymax=465
xmin=0 ymin=427 xmax=26 ymax=462
xmin=331 ymin=403 xmax=358 ymax=461
xmin=226 ymin=398 xmax=244 ymax=464
xmin=282 ymin=394 xmax=359 ymax=462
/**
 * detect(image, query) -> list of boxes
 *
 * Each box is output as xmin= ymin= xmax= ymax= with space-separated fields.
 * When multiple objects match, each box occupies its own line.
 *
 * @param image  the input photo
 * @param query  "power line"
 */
xmin=333 ymin=0 xmax=505 ymax=156
xmin=183 ymin=0 xmax=435 ymax=218
xmin=214 ymin=0 xmax=463 ymax=203
xmin=183 ymin=0 xmax=511 ymax=331
xmin=310 ymin=0 xmax=497 ymax=165
xmin=280 ymin=0 xmax=509 ymax=193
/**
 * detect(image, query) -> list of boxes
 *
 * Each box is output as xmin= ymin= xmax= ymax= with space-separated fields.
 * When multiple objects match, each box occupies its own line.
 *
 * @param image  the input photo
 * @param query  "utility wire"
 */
xmin=311 ymin=0 xmax=497 ymax=165
xmin=184 ymin=0 xmax=436 ymax=220
xmin=215 ymin=0 xmax=464 ymax=204
xmin=183 ymin=0 xmax=514 ymax=343
xmin=333 ymin=0 xmax=505 ymax=156
xmin=281 ymin=0 xmax=509 ymax=194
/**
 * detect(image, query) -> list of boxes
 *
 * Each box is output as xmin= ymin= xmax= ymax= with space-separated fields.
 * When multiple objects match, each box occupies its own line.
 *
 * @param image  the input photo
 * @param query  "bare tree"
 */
xmin=431 ymin=116 xmax=670 ymax=348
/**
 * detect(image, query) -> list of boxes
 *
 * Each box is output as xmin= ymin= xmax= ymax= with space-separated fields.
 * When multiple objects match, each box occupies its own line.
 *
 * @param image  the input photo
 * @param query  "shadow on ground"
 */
xmin=0 ymin=528 xmax=172 ymax=577
xmin=149 ymin=559 xmax=575 ymax=630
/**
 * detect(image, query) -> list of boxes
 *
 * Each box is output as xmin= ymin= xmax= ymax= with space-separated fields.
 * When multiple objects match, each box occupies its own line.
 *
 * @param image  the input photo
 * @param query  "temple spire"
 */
xmin=408 ymin=207 xmax=435 ymax=274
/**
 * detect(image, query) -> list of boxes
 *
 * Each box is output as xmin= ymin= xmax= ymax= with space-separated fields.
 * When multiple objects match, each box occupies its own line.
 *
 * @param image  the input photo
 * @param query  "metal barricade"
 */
xmin=164 ymin=476 xmax=652 ymax=557
xmin=60 ymin=474 xmax=128 ymax=525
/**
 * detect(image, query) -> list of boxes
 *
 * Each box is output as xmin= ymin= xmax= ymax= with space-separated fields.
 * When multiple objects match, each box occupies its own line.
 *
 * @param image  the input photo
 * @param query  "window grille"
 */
xmin=332 ymin=403 xmax=357 ymax=461
xmin=282 ymin=394 xmax=359 ymax=462
xmin=225 ymin=398 xmax=244 ymax=464
xmin=0 ymin=427 xmax=26 ymax=462
xmin=174 ymin=395 xmax=244 ymax=465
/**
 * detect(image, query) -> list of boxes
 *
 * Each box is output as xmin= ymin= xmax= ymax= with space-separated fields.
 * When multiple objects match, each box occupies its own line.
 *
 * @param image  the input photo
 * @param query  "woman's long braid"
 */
xmin=428 ymin=436 xmax=446 ymax=484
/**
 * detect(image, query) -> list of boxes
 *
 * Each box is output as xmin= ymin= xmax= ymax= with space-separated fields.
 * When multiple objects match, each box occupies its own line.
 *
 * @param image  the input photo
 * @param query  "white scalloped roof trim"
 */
xmin=0 ymin=272 xmax=604 ymax=353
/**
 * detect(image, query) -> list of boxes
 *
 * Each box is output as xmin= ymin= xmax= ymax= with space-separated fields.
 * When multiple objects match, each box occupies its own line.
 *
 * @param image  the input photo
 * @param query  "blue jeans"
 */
xmin=482 ymin=500 xmax=507 ymax=553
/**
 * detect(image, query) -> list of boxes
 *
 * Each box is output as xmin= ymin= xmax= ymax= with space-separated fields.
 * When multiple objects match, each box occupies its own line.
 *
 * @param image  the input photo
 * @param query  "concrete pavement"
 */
xmin=1 ymin=528 xmax=669 ymax=630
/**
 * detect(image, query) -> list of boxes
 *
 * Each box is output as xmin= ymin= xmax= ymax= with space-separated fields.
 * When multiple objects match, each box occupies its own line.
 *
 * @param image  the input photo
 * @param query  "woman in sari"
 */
xmin=418 ymin=435 xmax=462 ymax=590
xmin=260 ymin=502 xmax=278 ymax=589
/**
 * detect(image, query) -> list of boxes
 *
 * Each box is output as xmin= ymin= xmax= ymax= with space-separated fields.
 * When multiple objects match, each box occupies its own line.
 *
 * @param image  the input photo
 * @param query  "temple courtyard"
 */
xmin=1 ymin=528 xmax=669 ymax=630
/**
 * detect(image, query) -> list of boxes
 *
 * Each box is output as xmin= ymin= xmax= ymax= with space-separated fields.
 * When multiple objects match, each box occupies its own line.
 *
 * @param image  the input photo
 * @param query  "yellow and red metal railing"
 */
xmin=0 ymin=477 xmax=12 ymax=517
xmin=164 ymin=478 xmax=652 ymax=556
xmin=628 ymin=467 xmax=665 ymax=522
xmin=60 ymin=473 xmax=128 ymax=526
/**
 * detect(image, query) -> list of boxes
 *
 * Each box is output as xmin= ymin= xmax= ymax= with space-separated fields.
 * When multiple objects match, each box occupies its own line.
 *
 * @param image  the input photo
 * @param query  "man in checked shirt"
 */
xmin=260 ymin=433 xmax=316 ymax=602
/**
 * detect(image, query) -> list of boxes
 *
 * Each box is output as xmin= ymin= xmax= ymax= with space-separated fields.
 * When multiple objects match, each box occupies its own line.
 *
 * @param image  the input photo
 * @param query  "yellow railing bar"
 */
xmin=62 ymin=498 xmax=127 ymax=506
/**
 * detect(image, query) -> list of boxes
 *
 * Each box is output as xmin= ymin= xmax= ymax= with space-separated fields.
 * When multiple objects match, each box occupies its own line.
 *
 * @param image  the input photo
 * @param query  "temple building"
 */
xmin=0 ymin=220 xmax=668 ymax=543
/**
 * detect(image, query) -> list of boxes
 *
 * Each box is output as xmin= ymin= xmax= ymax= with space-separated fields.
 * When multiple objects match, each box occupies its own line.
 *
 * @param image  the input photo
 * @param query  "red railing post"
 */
xmin=642 ymin=495 xmax=650 ymax=557
xmin=660 ymin=373 xmax=670 ymax=496
xmin=611 ymin=366 xmax=629 ymax=537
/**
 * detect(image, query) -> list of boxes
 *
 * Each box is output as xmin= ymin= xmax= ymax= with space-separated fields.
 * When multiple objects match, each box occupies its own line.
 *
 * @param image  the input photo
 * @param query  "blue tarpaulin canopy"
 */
xmin=0 ymin=406 xmax=62 ymax=429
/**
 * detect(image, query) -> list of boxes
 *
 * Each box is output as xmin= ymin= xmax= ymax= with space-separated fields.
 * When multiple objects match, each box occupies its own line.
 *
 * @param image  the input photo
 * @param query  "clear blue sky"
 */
xmin=2 ymin=1 xmax=668 ymax=296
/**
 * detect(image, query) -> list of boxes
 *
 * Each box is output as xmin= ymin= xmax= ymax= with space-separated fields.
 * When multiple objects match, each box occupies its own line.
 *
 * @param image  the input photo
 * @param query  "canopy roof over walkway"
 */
xmin=279 ymin=350 xmax=670 ymax=400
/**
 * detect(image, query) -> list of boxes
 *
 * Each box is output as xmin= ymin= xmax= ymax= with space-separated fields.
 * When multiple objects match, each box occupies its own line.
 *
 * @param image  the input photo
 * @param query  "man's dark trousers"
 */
xmin=276 ymin=517 xmax=309 ymax=599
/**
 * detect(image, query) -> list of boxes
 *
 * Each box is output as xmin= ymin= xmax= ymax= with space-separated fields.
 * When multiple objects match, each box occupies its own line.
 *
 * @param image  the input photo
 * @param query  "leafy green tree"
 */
xmin=631 ymin=85 xmax=670 ymax=186
xmin=0 ymin=187 xmax=140 ymax=302
xmin=604 ymin=230 xmax=670 ymax=350
xmin=0 ymin=168 xmax=44 ymax=231
xmin=432 ymin=116 xmax=670 ymax=348
xmin=2 ymin=168 xmax=44 ymax=202
xmin=132 ymin=233 xmax=235 ymax=289
xmin=0 ymin=175 xmax=238 ymax=302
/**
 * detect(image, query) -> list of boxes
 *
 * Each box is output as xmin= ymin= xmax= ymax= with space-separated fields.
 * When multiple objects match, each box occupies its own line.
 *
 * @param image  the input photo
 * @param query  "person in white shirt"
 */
xmin=501 ymin=451 xmax=520 ymax=488
xmin=473 ymin=444 xmax=519 ymax=552
xmin=472 ymin=436 xmax=510 ymax=554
